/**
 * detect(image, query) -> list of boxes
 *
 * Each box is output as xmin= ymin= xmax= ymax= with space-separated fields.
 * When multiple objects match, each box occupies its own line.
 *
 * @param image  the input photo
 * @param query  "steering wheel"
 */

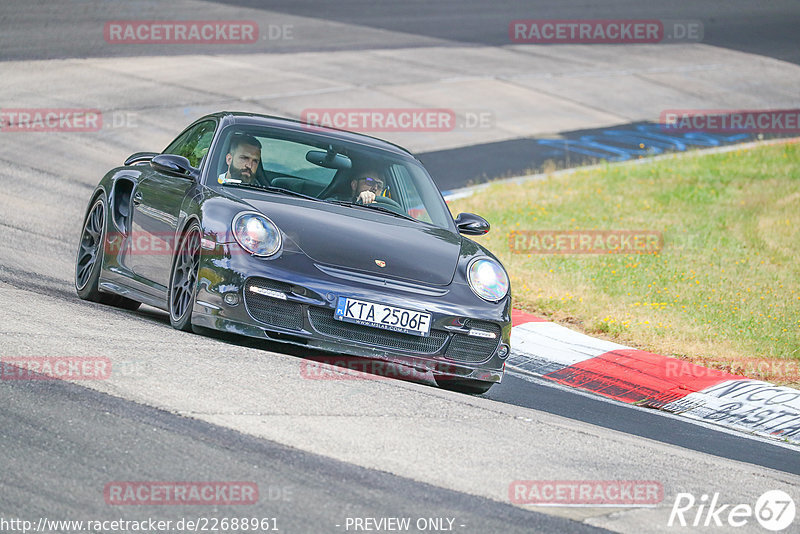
xmin=373 ymin=195 xmax=403 ymax=210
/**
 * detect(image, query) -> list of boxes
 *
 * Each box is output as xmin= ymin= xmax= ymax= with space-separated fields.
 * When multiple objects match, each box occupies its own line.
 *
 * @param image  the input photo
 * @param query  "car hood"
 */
xmin=245 ymin=198 xmax=461 ymax=286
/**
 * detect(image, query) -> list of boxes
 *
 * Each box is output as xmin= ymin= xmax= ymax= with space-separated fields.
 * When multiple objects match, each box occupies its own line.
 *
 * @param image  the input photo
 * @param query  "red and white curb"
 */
xmin=509 ymin=310 xmax=800 ymax=446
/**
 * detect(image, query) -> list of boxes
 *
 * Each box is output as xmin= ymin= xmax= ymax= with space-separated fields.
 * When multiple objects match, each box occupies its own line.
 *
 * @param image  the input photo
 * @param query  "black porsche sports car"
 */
xmin=75 ymin=112 xmax=511 ymax=393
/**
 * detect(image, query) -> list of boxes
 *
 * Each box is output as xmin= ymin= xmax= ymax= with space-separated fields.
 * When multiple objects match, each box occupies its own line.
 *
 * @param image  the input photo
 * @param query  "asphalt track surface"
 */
xmin=2 ymin=374 xmax=599 ymax=534
xmin=2 ymin=2 xmax=799 ymax=533
xmin=2 ymin=1 xmax=799 ymax=64
xmin=490 ymin=373 xmax=800 ymax=477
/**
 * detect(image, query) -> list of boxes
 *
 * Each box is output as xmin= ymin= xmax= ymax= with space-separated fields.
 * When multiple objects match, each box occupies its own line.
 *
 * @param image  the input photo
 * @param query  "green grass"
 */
xmin=449 ymin=141 xmax=800 ymax=385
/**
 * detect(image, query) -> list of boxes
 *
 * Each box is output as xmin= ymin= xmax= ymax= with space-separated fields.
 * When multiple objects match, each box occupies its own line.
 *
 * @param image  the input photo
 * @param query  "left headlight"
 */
xmin=467 ymin=257 xmax=509 ymax=302
xmin=232 ymin=212 xmax=281 ymax=257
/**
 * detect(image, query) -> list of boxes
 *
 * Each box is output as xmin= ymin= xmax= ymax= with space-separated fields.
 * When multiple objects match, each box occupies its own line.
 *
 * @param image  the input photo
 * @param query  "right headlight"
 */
xmin=467 ymin=257 xmax=509 ymax=302
xmin=232 ymin=212 xmax=281 ymax=257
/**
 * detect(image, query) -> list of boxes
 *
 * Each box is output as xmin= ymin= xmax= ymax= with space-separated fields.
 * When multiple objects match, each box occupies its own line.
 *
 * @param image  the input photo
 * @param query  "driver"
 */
xmin=219 ymin=134 xmax=264 ymax=185
xmin=348 ymin=169 xmax=385 ymax=205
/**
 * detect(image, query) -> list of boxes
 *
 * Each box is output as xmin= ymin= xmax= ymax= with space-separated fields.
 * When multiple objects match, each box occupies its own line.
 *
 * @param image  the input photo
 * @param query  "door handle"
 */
xmin=132 ymin=191 xmax=143 ymax=206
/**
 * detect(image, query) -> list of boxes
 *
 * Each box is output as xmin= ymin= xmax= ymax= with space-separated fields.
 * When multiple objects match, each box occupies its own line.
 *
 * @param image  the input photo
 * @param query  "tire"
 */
xmin=75 ymin=196 xmax=141 ymax=311
xmin=435 ymin=376 xmax=494 ymax=395
xmin=168 ymin=223 xmax=202 ymax=331
xmin=75 ymin=196 xmax=108 ymax=302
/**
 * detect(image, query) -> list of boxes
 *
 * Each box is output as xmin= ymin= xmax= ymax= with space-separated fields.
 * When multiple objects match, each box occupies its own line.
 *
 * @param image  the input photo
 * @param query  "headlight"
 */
xmin=232 ymin=212 xmax=281 ymax=257
xmin=467 ymin=258 xmax=509 ymax=302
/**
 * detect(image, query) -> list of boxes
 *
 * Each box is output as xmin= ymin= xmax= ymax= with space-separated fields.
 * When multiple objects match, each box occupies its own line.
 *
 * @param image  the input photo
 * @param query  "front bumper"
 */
xmin=191 ymin=245 xmax=511 ymax=384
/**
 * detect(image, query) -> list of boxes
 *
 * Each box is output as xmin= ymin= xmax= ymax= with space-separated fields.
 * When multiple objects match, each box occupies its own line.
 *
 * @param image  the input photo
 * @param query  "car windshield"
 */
xmin=208 ymin=125 xmax=454 ymax=230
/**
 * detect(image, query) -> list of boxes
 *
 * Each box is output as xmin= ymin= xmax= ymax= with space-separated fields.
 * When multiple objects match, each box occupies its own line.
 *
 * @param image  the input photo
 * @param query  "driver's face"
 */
xmin=353 ymin=175 xmax=384 ymax=194
xmin=226 ymin=144 xmax=261 ymax=182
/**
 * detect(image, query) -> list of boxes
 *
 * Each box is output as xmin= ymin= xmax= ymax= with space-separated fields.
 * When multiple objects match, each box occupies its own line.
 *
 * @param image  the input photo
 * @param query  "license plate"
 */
xmin=334 ymin=297 xmax=432 ymax=337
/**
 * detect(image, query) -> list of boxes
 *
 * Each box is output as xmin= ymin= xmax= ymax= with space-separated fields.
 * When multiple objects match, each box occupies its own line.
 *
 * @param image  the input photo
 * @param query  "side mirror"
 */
xmin=454 ymin=213 xmax=490 ymax=235
xmin=151 ymin=154 xmax=197 ymax=179
xmin=124 ymin=152 xmax=158 ymax=166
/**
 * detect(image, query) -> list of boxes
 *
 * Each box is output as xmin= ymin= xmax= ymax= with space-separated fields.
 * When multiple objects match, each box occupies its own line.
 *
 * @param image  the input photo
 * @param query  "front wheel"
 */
xmin=168 ymin=223 xmax=202 ymax=331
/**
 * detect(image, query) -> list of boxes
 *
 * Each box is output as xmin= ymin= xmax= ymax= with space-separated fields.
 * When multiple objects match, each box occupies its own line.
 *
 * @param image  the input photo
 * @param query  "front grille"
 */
xmin=308 ymin=306 xmax=447 ymax=353
xmin=444 ymin=320 xmax=501 ymax=363
xmin=244 ymin=278 xmax=303 ymax=330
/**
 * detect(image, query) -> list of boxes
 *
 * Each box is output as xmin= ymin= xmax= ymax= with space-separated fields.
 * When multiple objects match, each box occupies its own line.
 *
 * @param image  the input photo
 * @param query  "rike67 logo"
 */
xmin=669 ymin=490 xmax=796 ymax=531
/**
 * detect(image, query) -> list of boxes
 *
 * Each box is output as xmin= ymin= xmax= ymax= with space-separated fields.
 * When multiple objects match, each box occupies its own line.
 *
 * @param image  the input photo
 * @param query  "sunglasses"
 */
xmin=360 ymin=177 xmax=384 ymax=189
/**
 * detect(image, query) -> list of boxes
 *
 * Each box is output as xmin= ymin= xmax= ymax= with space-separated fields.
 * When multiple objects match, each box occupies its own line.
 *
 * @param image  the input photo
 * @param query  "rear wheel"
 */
xmin=75 ymin=196 xmax=140 ymax=310
xmin=169 ymin=223 xmax=201 ymax=331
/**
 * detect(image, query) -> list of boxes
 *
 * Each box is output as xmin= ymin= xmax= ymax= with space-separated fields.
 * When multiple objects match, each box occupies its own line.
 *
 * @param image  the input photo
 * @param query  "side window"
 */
xmin=163 ymin=120 xmax=216 ymax=167
xmin=389 ymin=163 xmax=433 ymax=224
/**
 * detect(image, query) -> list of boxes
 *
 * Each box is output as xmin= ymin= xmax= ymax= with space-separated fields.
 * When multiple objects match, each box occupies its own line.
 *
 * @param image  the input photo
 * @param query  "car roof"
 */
xmin=201 ymin=111 xmax=415 ymax=158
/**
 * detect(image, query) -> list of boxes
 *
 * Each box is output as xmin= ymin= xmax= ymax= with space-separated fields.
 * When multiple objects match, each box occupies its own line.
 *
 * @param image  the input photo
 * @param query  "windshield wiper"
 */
xmin=263 ymin=186 xmax=321 ymax=202
xmin=221 ymin=181 xmax=321 ymax=202
xmin=326 ymin=199 xmax=417 ymax=222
